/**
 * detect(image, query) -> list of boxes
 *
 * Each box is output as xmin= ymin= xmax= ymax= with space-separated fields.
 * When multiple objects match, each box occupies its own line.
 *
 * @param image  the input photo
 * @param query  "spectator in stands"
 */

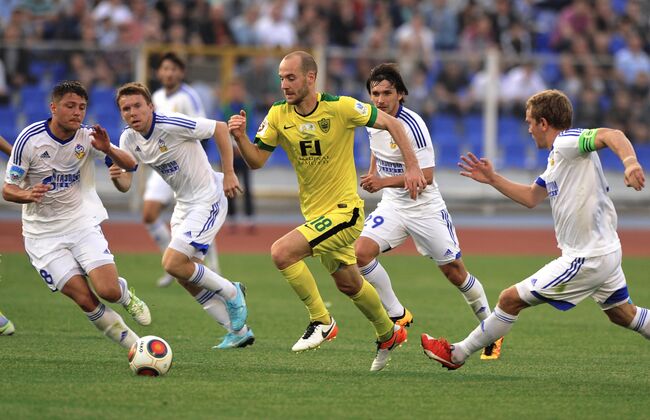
xmin=550 ymin=0 xmax=594 ymax=53
xmin=459 ymin=12 xmax=496 ymax=54
xmin=500 ymin=59 xmax=547 ymax=117
xmin=198 ymin=3 xmax=234 ymax=46
xmin=229 ymin=3 xmax=260 ymax=46
xmin=420 ymin=0 xmax=458 ymax=51
xmin=394 ymin=14 xmax=435 ymax=81
xmin=614 ymin=31 xmax=650 ymax=86
xmin=434 ymin=60 xmax=470 ymax=116
xmin=240 ymin=55 xmax=279 ymax=114
xmin=574 ymin=87 xmax=604 ymax=130
xmin=0 ymin=22 xmax=32 ymax=89
xmin=0 ymin=59 xmax=9 ymax=105
xmin=254 ymin=0 xmax=296 ymax=48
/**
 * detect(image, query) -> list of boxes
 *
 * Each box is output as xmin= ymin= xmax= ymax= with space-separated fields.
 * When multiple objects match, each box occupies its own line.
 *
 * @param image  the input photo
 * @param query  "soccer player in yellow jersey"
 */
xmin=228 ymin=50 xmax=427 ymax=371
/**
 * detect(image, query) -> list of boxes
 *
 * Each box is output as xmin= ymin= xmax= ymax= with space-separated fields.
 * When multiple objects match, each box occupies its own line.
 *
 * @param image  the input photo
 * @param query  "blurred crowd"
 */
xmin=1 ymin=0 xmax=650 ymax=144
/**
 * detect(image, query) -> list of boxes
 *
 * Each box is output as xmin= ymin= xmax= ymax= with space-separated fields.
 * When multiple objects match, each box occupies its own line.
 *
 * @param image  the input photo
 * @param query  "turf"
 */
xmin=1 ymin=253 xmax=649 ymax=419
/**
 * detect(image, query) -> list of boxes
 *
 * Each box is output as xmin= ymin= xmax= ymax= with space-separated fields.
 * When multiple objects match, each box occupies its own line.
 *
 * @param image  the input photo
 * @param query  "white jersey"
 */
xmin=152 ymin=83 xmax=206 ymax=117
xmin=536 ymin=128 xmax=620 ymax=258
xmin=366 ymin=105 xmax=444 ymax=212
xmin=119 ymin=112 xmax=218 ymax=207
xmin=5 ymin=121 xmax=108 ymax=238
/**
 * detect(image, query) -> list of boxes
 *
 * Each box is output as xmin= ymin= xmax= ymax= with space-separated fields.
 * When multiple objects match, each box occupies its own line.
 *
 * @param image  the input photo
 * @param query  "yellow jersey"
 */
xmin=255 ymin=93 xmax=377 ymax=219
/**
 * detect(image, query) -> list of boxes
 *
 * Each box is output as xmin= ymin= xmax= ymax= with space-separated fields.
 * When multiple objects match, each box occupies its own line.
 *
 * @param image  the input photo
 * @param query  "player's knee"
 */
xmin=355 ymin=247 xmax=373 ymax=268
xmin=497 ymin=287 xmax=525 ymax=315
xmin=96 ymin=284 xmax=121 ymax=303
xmin=271 ymin=240 xmax=292 ymax=269
xmin=439 ymin=260 xmax=466 ymax=286
xmin=142 ymin=212 xmax=158 ymax=225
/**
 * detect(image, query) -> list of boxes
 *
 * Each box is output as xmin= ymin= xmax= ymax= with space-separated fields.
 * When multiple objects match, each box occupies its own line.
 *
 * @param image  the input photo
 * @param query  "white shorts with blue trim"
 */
xmin=515 ymin=248 xmax=629 ymax=311
xmin=143 ymin=170 xmax=175 ymax=204
xmin=168 ymin=192 xmax=227 ymax=260
xmin=359 ymin=202 xmax=461 ymax=265
xmin=24 ymin=225 xmax=115 ymax=292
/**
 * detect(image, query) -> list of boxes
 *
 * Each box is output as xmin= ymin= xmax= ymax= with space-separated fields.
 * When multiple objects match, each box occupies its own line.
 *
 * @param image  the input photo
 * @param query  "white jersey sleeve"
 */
xmin=152 ymin=83 xmax=206 ymax=118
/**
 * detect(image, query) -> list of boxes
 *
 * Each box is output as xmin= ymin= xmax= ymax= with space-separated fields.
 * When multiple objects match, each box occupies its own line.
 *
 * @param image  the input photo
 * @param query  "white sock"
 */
xmin=187 ymin=262 xmax=237 ymax=299
xmin=195 ymin=289 xmax=231 ymax=331
xmin=628 ymin=306 xmax=650 ymax=339
xmin=117 ymin=277 xmax=131 ymax=306
xmin=458 ymin=273 xmax=491 ymax=321
xmin=359 ymin=259 xmax=404 ymax=318
xmin=85 ymin=303 xmax=138 ymax=349
xmin=452 ymin=306 xmax=517 ymax=363
xmin=204 ymin=242 xmax=221 ymax=274
xmin=146 ymin=219 xmax=171 ymax=252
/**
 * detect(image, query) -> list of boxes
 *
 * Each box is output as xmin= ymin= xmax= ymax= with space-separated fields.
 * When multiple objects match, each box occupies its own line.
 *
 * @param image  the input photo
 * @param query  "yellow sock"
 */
xmin=281 ymin=261 xmax=330 ymax=324
xmin=351 ymin=279 xmax=394 ymax=340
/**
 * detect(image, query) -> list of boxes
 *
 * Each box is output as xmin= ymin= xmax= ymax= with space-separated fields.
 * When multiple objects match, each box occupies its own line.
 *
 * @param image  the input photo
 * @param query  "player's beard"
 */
xmin=286 ymin=83 xmax=309 ymax=106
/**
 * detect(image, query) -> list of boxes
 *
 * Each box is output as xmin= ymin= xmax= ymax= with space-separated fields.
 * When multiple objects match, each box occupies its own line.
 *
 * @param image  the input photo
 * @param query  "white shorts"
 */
xmin=359 ymin=203 xmax=461 ymax=265
xmin=24 ymin=225 xmax=115 ymax=292
xmin=168 ymin=193 xmax=227 ymax=260
xmin=143 ymin=171 xmax=175 ymax=204
xmin=515 ymin=248 xmax=630 ymax=311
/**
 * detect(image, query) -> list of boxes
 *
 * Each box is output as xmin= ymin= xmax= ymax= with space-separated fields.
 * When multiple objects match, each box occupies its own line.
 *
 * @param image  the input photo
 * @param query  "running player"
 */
xmin=421 ymin=89 xmax=648 ymax=369
xmin=0 ymin=134 xmax=16 ymax=336
xmin=2 ymin=81 xmax=150 ymax=349
xmin=356 ymin=63 xmax=502 ymax=359
xmin=228 ymin=51 xmax=427 ymax=371
xmin=109 ymin=82 xmax=253 ymax=349
xmin=147 ymin=52 xmax=220 ymax=288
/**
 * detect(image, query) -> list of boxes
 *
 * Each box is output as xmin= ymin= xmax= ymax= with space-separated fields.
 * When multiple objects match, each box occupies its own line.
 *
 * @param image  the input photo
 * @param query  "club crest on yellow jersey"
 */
xmin=318 ymin=118 xmax=330 ymax=133
xmin=74 ymin=144 xmax=85 ymax=159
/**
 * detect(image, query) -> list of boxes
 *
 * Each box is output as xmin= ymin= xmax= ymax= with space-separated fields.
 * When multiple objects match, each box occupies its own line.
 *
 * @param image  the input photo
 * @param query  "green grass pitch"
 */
xmin=1 ymin=253 xmax=649 ymax=419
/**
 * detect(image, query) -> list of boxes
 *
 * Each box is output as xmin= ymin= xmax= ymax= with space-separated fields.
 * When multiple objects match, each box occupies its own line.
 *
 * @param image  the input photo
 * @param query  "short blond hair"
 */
xmin=116 ymin=82 xmax=152 ymax=106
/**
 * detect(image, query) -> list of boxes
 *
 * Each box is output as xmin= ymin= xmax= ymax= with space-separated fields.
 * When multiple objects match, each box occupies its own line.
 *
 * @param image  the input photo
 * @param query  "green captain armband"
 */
xmin=578 ymin=129 xmax=598 ymax=153
xmin=366 ymin=105 xmax=378 ymax=127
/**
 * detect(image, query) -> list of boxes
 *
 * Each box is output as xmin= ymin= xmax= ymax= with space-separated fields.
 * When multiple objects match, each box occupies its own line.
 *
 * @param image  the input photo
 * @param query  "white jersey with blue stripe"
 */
xmin=119 ymin=112 xmax=218 ymax=206
xmin=152 ymin=83 xmax=206 ymax=117
xmin=4 ymin=120 xmax=108 ymax=238
xmin=535 ymin=128 xmax=620 ymax=257
xmin=366 ymin=105 xmax=444 ymax=211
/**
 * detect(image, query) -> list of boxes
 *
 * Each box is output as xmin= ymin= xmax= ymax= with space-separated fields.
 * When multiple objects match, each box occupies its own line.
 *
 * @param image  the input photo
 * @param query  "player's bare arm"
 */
xmin=371 ymin=110 xmax=426 ymax=199
xmin=459 ymin=152 xmax=547 ymax=208
xmin=108 ymin=164 xmax=133 ymax=193
xmin=592 ymin=128 xmax=645 ymax=191
xmin=2 ymin=183 xmax=51 ymax=204
xmin=91 ymin=124 xmax=137 ymax=170
xmin=361 ymin=167 xmax=434 ymax=193
xmin=227 ymin=110 xmax=271 ymax=169
xmin=214 ymin=121 xmax=243 ymax=198
xmin=0 ymin=134 xmax=12 ymax=156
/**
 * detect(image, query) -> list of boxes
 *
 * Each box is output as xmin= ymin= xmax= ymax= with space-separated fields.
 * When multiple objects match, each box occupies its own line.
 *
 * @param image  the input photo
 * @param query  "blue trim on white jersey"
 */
xmin=604 ymin=286 xmax=630 ymax=305
xmin=180 ymin=84 xmax=203 ymax=114
xmin=13 ymin=121 xmax=48 ymax=166
xmin=398 ymin=107 xmax=427 ymax=149
xmin=557 ymin=128 xmax=583 ymax=138
xmin=535 ymin=177 xmax=546 ymax=188
xmin=144 ymin=113 xmax=157 ymax=139
xmin=441 ymin=209 xmax=457 ymax=245
xmin=155 ymin=114 xmax=197 ymax=130
xmin=531 ymin=291 xmax=576 ymax=311
xmin=197 ymin=201 xmax=220 ymax=236
xmin=45 ymin=118 xmax=77 ymax=145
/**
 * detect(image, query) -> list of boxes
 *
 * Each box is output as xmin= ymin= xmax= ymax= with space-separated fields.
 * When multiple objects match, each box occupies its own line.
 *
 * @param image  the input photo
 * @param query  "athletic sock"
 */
xmin=350 ymin=279 xmax=395 ymax=341
xmin=187 ymin=262 xmax=237 ymax=299
xmin=452 ymin=306 xmax=517 ymax=363
xmin=458 ymin=273 xmax=491 ymax=321
xmin=628 ymin=306 xmax=650 ymax=339
xmin=85 ymin=303 xmax=138 ymax=349
xmin=280 ymin=260 xmax=330 ymax=324
xmin=359 ymin=259 xmax=404 ymax=318
xmin=117 ymin=277 xmax=131 ymax=306
xmin=146 ymin=219 xmax=171 ymax=252
xmin=204 ymin=242 xmax=221 ymax=274
xmin=195 ymin=289 xmax=232 ymax=332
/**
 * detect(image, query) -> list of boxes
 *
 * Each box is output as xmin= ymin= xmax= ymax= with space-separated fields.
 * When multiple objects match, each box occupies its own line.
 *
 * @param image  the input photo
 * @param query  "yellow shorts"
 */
xmin=297 ymin=205 xmax=365 ymax=274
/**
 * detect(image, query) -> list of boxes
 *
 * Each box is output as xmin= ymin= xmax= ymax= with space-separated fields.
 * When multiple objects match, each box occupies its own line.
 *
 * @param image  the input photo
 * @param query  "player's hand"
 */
xmin=227 ymin=110 xmax=247 ymax=141
xmin=458 ymin=152 xmax=495 ymax=184
xmin=90 ymin=124 xmax=111 ymax=153
xmin=360 ymin=173 xmax=383 ymax=193
xmin=404 ymin=166 xmax=427 ymax=200
xmin=223 ymin=171 xmax=244 ymax=198
xmin=28 ymin=183 xmax=51 ymax=202
xmin=624 ymin=162 xmax=645 ymax=191
xmin=108 ymin=164 xmax=126 ymax=180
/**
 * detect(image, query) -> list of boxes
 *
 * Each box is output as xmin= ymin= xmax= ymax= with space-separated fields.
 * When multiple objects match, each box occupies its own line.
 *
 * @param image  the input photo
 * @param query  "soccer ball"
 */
xmin=128 ymin=335 xmax=173 ymax=376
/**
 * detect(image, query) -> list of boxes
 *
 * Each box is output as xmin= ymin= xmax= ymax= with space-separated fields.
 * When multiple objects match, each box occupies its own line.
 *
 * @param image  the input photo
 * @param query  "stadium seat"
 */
xmin=597 ymin=148 xmax=623 ymax=170
xmin=0 ymin=106 xmax=19 ymax=140
xmin=20 ymin=85 xmax=49 ymax=114
xmin=354 ymin=127 xmax=371 ymax=170
xmin=90 ymin=87 xmax=116 ymax=108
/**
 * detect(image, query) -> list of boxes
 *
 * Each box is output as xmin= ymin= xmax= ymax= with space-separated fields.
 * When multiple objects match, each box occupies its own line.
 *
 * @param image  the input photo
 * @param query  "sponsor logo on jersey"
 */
xmin=158 ymin=138 xmax=168 ymax=152
xmin=40 ymin=151 xmax=51 ymax=159
xmin=42 ymin=169 xmax=81 ymax=191
xmin=317 ymin=118 xmax=330 ymax=133
xmin=9 ymin=165 xmax=26 ymax=182
xmin=154 ymin=160 xmax=180 ymax=175
xmin=299 ymin=123 xmax=316 ymax=133
xmin=547 ymin=180 xmax=558 ymax=198
xmin=135 ymin=146 xmax=141 ymax=152
xmin=74 ymin=144 xmax=85 ymax=159
xmin=354 ymin=101 xmax=368 ymax=115
xmin=257 ymin=118 xmax=268 ymax=135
